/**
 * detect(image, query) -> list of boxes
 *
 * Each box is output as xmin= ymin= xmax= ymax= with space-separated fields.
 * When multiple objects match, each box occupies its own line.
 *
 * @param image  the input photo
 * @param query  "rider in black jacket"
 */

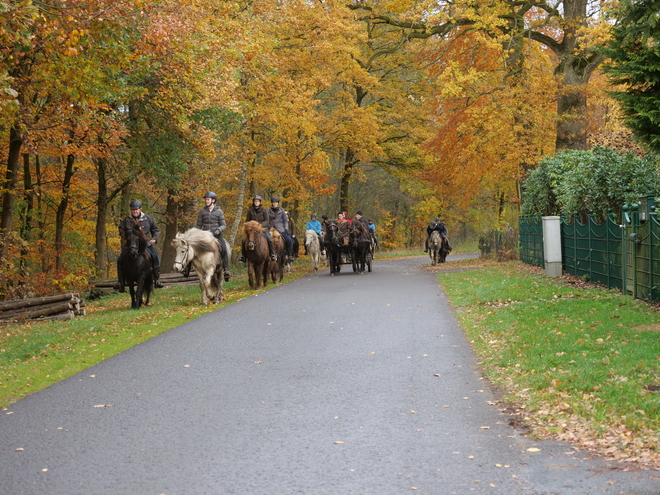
xmin=424 ymin=217 xmax=451 ymax=252
xmin=195 ymin=191 xmax=231 ymax=281
xmin=117 ymin=199 xmax=164 ymax=290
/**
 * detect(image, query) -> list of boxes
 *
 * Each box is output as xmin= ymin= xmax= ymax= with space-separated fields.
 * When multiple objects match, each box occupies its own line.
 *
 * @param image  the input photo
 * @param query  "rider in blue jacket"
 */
xmin=305 ymin=213 xmax=325 ymax=254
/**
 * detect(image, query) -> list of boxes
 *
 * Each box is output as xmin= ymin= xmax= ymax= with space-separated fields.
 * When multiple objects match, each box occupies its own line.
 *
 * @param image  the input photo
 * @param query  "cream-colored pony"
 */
xmin=172 ymin=228 xmax=227 ymax=305
xmin=305 ymin=229 xmax=321 ymax=271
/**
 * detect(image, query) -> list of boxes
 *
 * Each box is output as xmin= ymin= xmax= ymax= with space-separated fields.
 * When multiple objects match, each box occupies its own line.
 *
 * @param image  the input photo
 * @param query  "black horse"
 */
xmin=119 ymin=222 xmax=154 ymax=309
xmin=325 ymin=221 xmax=353 ymax=276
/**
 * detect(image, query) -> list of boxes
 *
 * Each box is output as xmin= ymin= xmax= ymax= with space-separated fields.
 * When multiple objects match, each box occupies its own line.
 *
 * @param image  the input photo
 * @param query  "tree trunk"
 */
xmin=94 ymin=156 xmax=108 ymax=278
xmin=160 ymin=188 xmax=180 ymax=274
xmin=228 ymin=157 xmax=249 ymax=249
xmin=555 ymin=60 xmax=596 ymax=151
xmin=55 ymin=151 xmax=76 ymax=273
xmin=339 ymin=148 xmax=356 ymax=214
xmin=1 ymin=124 xmax=23 ymax=263
xmin=19 ymin=153 xmax=33 ymax=277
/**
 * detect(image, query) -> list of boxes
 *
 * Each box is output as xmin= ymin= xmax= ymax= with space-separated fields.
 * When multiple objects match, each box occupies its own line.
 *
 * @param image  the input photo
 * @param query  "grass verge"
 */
xmin=438 ymin=259 xmax=660 ymax=468
xmin=0 ymin=263 xmax=314 ymax=408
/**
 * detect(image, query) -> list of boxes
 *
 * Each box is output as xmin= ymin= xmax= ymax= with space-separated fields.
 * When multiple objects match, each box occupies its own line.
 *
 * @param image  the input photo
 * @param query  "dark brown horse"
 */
xmin=439 ymin=232 xmax=451 ymax=263
xmin=351 ymin=221 xmax=372 ymax=274
xmin=242 ymin=221 xmax=270 ymax=289
xmin=119 ymin=222 xmax=153 ymax=309
xmin=269 ymin=228 xmax=286 ymax=284
xmin=325 ymin=220 xmax=352 ymax=276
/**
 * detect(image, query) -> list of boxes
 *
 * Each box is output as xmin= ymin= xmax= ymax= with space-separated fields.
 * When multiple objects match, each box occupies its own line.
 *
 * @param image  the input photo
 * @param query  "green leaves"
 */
xmin=521 ymin=147 xmax=660 ymax=220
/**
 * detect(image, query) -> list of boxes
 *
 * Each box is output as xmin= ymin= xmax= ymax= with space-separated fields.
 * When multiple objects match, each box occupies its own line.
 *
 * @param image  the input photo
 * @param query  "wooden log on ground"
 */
xmin=0 ymin=293 xmax=79 ymax=312
xmin=0 ymin=301 xmax=77 ymax=321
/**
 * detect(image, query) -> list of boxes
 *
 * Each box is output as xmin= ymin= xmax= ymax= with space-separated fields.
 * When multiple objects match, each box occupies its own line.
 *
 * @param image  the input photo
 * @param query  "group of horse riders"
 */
xmin=115 ymin=193 xmax=447 ymax=289
xmin=116 ymin=193 xmax=300 ymax=290
xmin=306 ymin=210 xmax=379 ymax=256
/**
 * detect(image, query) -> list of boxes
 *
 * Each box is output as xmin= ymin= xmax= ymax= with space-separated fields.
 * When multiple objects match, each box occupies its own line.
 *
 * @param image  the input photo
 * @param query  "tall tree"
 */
xmin=350 ymin=0 xmax=609 ymax=151
xmin=601 ymin=0 xmax=660 ymax=153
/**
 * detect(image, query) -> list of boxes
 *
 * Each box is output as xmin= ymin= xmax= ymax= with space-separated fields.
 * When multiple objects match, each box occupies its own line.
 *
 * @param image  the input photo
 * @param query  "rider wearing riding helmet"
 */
xmin=424 ymin=217 xmax=451 ymax=253
xmin=354 ymin=211 xmax=366 ymax=224
xmin=239 ymin=195 xmax=277 ymax=262
xmin=305 ymin=213 xmax=325 ymax=255
xmin=117 ymin=199 xmax=164 ymax=290
xmin=268 ymin=196 xmax=294 ymax=262
xmin=195 ymin=191 xmax=231 ymax=281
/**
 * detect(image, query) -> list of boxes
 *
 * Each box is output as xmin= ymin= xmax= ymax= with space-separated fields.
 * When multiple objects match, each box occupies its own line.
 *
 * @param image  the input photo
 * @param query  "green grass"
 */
xmin=0 ymin=265 xmax=311 ymax=408
xmin=439 ymin=260 xmax=660 ymax=466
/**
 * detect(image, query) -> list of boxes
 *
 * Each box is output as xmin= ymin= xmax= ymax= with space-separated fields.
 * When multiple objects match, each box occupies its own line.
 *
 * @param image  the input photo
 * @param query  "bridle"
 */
xmin=173 ymin=240 xmax=191 ymax=271
xmin=246 ymin=226 xmax=262 ymax=251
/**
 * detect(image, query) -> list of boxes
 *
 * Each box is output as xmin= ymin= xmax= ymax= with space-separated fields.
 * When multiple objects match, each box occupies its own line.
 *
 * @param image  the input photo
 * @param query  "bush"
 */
xmin=521 ymin=147 xmax=660 ymax=221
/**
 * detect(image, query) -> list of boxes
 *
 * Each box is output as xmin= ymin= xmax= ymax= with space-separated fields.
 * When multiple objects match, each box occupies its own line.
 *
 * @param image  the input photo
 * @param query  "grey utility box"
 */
xmin=542 ymin=216 xmax=562 ymax=277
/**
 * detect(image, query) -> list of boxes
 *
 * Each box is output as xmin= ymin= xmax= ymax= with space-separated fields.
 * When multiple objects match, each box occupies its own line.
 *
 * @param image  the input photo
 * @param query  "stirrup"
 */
xmin=270 ymin=254 xmax=277 ymax=261
xmin=224 ymin=271 xmax=231 ymax=282
xmin=155 ymin=280 xmax=164 ymax=289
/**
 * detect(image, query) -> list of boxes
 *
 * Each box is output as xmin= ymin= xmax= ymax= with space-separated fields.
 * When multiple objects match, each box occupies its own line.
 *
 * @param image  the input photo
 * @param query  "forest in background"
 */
xmin=0 ymin=0 xmax=645 ymax=296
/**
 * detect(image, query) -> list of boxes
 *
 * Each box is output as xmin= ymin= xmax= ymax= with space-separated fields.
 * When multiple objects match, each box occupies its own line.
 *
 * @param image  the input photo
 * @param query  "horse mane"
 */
xmin=270 ymin=228 xmax=282 ymax=241
xmin=244 ymin=220 xmax=264 ymax=236
xmin=124 ymin=222 xmax=148 ymax=252
xmin=180 ymin=228 xmax=218 ymax=255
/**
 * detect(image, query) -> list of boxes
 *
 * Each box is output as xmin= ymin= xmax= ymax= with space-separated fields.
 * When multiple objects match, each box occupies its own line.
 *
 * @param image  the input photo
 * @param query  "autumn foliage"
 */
xmin=0 ymin=0 xmax=639 ymax=296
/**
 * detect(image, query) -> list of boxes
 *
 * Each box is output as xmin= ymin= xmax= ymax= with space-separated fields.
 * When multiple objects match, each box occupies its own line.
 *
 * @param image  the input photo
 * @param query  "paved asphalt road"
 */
xmin=1 ymin=255 xmax=660 ymax=495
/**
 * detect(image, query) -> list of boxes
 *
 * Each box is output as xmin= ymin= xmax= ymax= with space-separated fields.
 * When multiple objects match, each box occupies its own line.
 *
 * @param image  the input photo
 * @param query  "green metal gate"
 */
xmin=622 ymin=197 xmax=660 ymax=300
xmin=562 ymin=214 xmax=623 ymax=290
xmin=519 ymin=216 xmax=543 ymax=267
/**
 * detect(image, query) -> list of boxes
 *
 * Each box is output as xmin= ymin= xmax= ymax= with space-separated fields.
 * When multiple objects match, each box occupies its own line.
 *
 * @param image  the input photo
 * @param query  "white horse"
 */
xmin=305 ymin=229 xmax=321 ymax=271
xmin=171 ymin=228 xmax=228 ymax=305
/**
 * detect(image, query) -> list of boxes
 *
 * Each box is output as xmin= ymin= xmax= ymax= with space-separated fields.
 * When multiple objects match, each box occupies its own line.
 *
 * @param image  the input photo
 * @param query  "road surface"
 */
xmin=1 ymin=255 xmax=659 ymax=494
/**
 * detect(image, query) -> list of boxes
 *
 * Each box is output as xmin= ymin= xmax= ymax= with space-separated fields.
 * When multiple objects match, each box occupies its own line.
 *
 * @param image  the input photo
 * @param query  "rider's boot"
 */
xmin=223 ymin=250 xmax=231 ymax=282
xmin=115 ymin=264 xmax=126 ymax=293
xmin=267 ymin=237 xmax=277 ymax=261
xmin=154 ymin=265 xmax=164 ymax=289
xmin=423 ymin=238 xmax=429 ymax=252
xmin=183 ymin=261 xmax=192 ymax=278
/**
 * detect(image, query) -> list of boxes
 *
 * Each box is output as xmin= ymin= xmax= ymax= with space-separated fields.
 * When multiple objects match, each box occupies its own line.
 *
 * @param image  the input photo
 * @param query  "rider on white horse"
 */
xmin=195 ymin=191 xmax=231 ymax=282
xmin=305 ymin=213 xmax=325 ymax=255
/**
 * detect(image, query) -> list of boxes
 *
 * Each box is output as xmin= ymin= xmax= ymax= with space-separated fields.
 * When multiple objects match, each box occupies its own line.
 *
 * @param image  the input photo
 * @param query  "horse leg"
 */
xmin=136 ymin=276 xmax=145 ymax=309
xmin=247 ymin=261 xmax=256 ymax=289
xmin=128 ymin=283 xmax=138 ymax=310
xmin=213 ymin=265 xmax=223 ymax=303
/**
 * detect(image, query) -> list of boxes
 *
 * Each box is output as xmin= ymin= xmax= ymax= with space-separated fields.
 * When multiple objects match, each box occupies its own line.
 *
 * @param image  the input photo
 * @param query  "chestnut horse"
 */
xmin=242 ymin=221 xmax=270 ymax=289
xmin=269 ymin=228 xmax=286 ymax=284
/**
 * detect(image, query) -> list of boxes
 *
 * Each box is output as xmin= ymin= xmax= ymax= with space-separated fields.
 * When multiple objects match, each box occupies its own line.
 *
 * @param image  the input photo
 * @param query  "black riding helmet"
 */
xmin=271 ymin=196 xmax=279 ymax=202
xmin=254 ymin=195 xmax=262 ymax=201
xmin=311 ymin=213 xmax=317 ymax=218
xmin=203 ymin=191 xmax=218 ymax=200
xmin=129 ymin=199 xmax=142 ymax=209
